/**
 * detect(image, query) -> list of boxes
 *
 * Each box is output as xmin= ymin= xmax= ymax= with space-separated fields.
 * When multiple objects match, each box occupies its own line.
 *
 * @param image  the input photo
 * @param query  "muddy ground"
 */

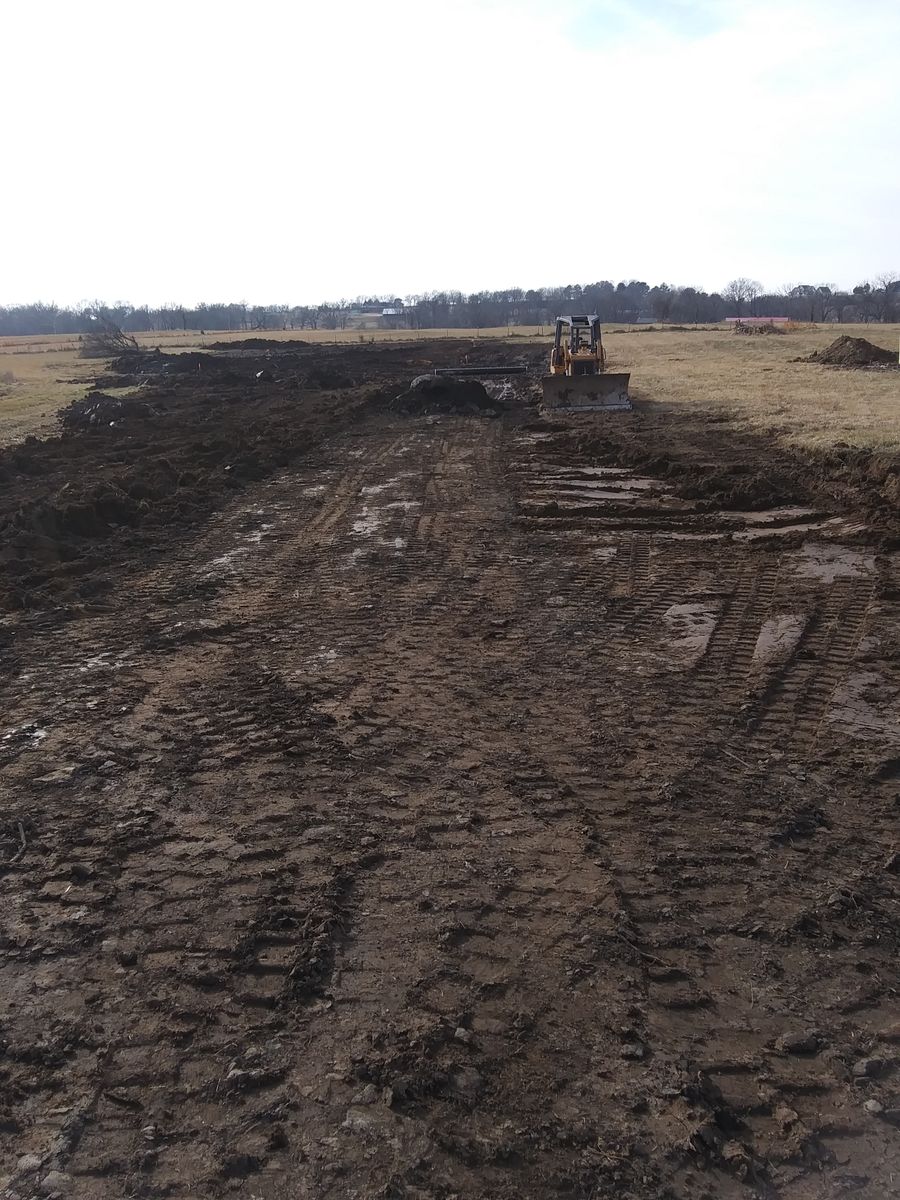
xmin=0 ymin=341 xmax=898 ymax=1200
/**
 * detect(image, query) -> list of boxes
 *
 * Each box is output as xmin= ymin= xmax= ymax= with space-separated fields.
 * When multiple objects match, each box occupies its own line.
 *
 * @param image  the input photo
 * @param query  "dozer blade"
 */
xmin=541 ymin=373 xmax=631 ymax=411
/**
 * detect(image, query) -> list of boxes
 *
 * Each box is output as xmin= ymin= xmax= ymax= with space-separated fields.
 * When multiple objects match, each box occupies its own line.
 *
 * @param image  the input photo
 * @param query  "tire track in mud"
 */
xmin=746 ymin=576 xmax=875 ymax=749
xmin=503 ymin=427 xmax=899 ymax=1197
xmin=2 ymin=405 xmax=898 ymax=1199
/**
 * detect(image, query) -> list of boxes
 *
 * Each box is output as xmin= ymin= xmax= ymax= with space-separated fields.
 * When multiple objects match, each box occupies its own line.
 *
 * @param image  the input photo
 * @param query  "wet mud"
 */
xmin=0 ymin=341 xmax=898 ymax=1199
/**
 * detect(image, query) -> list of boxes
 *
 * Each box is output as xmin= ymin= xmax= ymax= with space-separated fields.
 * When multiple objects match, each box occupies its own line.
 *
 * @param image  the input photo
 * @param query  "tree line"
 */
xmin=1 ymin=276 xmax=898 ymax=337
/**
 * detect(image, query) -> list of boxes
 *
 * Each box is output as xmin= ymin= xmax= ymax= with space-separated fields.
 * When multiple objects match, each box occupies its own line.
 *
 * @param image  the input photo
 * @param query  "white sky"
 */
xmin=2 ymin=0 xmax=898 ymax=306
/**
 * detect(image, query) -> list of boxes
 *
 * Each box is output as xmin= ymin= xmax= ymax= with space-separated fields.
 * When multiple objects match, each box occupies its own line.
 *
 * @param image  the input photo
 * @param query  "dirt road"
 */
xmin=1 ymin=348 xmax=898 ymax=1199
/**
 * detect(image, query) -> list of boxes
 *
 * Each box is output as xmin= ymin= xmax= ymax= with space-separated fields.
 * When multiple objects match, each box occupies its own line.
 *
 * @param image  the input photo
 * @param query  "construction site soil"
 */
xmin=0 ymin=340 xmax=898 ymax=1200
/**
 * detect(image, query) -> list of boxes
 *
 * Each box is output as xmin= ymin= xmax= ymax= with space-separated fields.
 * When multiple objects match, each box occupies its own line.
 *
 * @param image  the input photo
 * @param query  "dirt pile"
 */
xmin=0 ymin=363 xmax=385 ymax=611
xmin=804 ymin=335 xmax=896 ymax=367
xmin=209 ymin=337 xmax=309 ymax=351
xmin=392 ymin=374 xmax=501 ymax=416
xmin=61 ymin=392 xmax=148 ymax=431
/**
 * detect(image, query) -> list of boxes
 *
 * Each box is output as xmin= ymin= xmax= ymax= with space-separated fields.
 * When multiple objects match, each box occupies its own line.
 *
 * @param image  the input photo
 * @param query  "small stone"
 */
xmin=454 ymin=1026 xmax=473 ymax=1045
xmin=852 ymin=1057 xmax=886 ymax=1079
xmin=863 ymin=1099 xmax=884 ymax=1115
xmin=621 ymin=1041 xmax=646 ymax=1060
xmin=876 ymin=1022 xmax=900 ymax=1044
xmin=17 ymin=1154 xmax=42 ymax=1173
xmin=342 ymin=1108 xmax=377 ymax=1132
xmin=39 ymin=1171 xmax=73 ymax=1195
xmin=884 ymin=852 xmax=900 ymax=874
xmin=351 ymin=1084 xmax=378 ymax=1105
xmin=775 ymin=1031 xmax=819 ymax=1055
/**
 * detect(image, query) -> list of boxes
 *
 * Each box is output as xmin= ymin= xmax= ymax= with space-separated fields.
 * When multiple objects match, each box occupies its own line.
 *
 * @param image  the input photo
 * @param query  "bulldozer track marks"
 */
xmin=2 ymin=405 xmax=897 ymax=1200
xmin=625 ymin=532 xmax=653 ymax=594
xmin=748 ymin=577 xmax=875 ymax=748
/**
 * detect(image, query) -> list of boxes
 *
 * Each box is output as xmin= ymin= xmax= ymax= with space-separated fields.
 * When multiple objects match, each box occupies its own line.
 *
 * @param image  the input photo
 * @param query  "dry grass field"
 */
xmin=604 ymin=324 xmax=900 ymax=450
xmin=1 ymin=323 xmax=898 ymax=449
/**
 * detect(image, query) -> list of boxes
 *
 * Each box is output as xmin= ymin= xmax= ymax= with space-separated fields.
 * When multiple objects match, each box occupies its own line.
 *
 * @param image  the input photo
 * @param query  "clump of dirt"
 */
xmin=209 ymin=338 xmax=309 ymax=351
xmin=392 ymin=375 xmax=501 ymax=417
xmin=62 ymin=392 xmax=148 ymax=431
xmin=679 ymin=467 xmax=808 ymax=511
xmin=803 ymin=336 xmax=896 ymax=367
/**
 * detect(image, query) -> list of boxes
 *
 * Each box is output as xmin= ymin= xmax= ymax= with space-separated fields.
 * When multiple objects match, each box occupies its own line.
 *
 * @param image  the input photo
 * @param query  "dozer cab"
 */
xmin=542 ymin=315 xmax=631 ymax=411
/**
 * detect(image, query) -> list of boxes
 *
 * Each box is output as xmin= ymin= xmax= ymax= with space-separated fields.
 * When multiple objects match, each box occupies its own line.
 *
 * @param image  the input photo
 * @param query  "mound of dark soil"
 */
xmin=804 ymin=336 xmax=896 ymax=367
xmin=392 ymin=375 xmax=500 ymax=417
xmin=62 ymin=392 xmax=152 ymax=431
xmin=209 ymin=338 xmax=309 ymax=351
xmin=0 ymin=352 xmax=401 ymax=611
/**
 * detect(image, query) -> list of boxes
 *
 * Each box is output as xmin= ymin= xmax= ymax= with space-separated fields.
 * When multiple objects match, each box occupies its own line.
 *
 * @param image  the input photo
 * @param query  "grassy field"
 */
xmin=604 ymin=324 xmax=900 ymax=450
xmin=1 ymin=324 xmax=898 ymax=451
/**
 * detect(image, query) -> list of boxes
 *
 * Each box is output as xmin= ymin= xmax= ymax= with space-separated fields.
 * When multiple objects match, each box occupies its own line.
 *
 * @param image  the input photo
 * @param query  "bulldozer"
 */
xmin=542 ymin=315 xmax=631 ymax=411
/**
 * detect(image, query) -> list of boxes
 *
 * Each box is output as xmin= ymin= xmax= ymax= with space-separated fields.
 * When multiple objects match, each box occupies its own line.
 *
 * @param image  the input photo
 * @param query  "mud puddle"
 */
xmin=791 ymin=541 xmax=876 ymax=581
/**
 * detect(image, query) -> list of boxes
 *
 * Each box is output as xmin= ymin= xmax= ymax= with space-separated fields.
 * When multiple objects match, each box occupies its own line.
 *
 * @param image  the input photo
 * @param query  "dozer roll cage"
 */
xmin=550 ymin=315 xmax=606 ymax=373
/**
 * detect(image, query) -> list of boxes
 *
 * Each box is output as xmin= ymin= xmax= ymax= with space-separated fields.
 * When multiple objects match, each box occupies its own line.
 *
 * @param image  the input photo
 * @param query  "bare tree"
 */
xmin=723 ymin=278 xmax=763 ymax=317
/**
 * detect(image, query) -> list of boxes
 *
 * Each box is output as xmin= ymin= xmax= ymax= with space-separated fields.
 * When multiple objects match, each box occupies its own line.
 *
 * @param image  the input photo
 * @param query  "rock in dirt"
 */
xmin=392 ymin=375 xmax=500 ymax=417
xmin=852 ymin=1057 xmax=887 ymax=1079
xmin=775 ymin=1030 xmax=820 ymax=1055
xmin=38 ymin=1171 xmax=73 ymax=1195
xmin=621 ymin=1041 xmax=646 ymax=1060
xmin=803 ymin=336 xmax=896 ymax=368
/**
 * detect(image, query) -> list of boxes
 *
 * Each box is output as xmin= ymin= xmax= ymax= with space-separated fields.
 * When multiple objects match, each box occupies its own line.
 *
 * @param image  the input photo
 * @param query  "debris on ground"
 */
xmin=61 ymin=392 xmax=142 ymax=431
xmin=79 ymin=319 xmax=140 ymax=359
xmin=732 ymin=320 xmax=785 ymax=335
xmin=802 ymin=335 xmax=897 ymax=367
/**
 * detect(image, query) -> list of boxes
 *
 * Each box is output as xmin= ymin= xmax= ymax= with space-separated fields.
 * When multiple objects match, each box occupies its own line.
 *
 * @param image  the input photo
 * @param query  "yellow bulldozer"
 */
xmin=542 ymin=315 xmax=631 ymax=411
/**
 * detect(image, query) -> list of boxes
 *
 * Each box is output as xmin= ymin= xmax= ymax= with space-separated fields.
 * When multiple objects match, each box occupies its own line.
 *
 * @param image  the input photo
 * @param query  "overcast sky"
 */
xmin=2 ymin=0 xmax=898 ymax=306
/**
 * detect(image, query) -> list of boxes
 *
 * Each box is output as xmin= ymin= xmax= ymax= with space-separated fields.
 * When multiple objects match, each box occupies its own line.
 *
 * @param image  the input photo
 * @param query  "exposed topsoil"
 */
xmin=802 ymin=335 xmax=897 ymax=367
xmin=0 ymin=342 xmax=527 ymax=612
xmin=0 ymin=340 xmax=899 ymax=1200
xmin=0 ymin=340 xmax=898 ymax=615
xmin=208 ymin=337 xmax=311 ymax=351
